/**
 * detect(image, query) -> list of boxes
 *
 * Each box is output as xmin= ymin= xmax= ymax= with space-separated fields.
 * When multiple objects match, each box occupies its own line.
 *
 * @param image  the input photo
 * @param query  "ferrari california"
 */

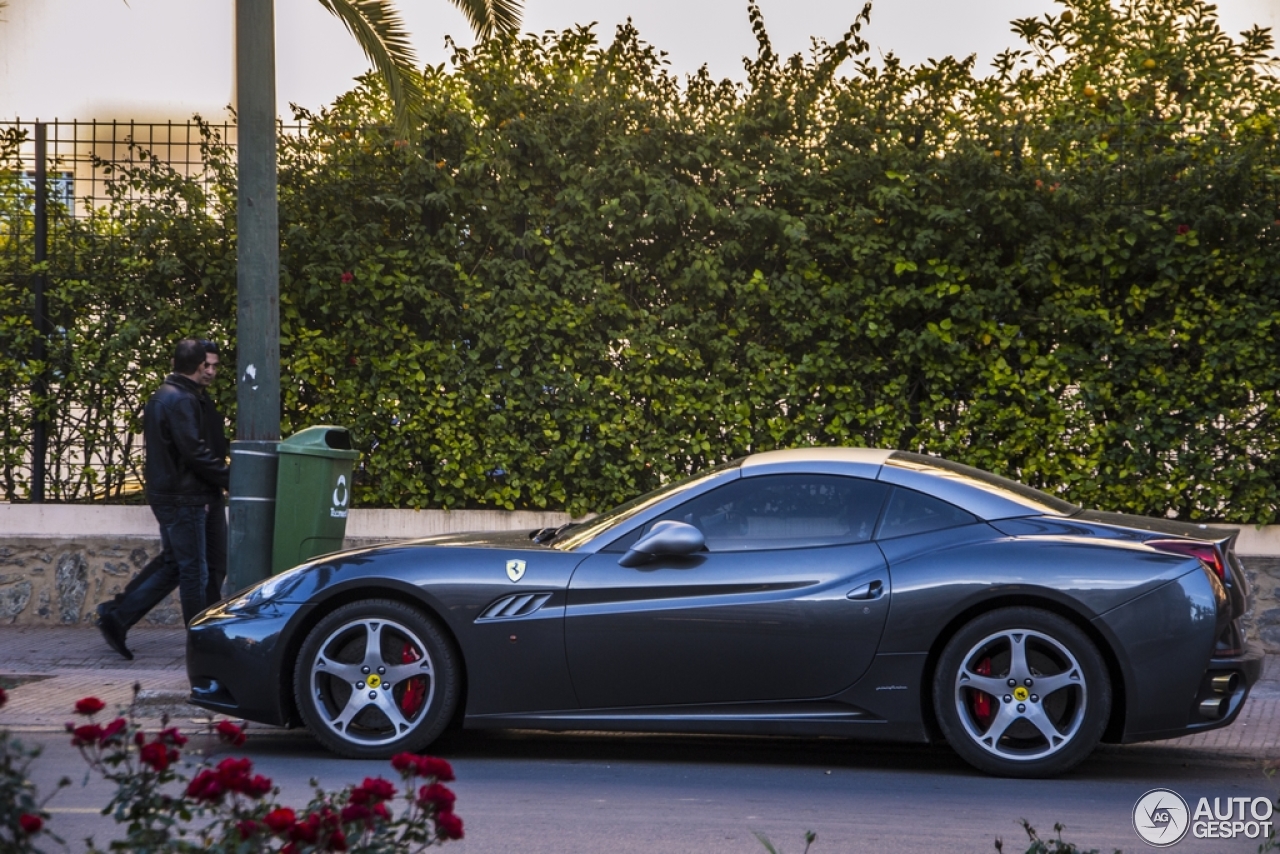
xmin=187 ymin=448 xmax=1262 ymax=777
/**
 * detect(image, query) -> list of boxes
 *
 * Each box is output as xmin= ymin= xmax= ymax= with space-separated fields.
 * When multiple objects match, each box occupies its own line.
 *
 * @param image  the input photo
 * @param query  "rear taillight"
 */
xmin=1148 ymin=539 xmax=1226 ymax=581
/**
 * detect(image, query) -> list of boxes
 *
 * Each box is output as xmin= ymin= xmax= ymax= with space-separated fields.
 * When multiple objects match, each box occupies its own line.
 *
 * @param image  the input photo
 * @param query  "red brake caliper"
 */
xmin=971 ymin=657 xmax=994 ymax=728
xmin=399 ymin=643 xmax=426 ymax=716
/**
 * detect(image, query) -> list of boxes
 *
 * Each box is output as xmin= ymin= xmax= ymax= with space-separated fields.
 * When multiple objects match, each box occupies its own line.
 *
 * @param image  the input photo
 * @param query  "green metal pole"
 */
xmin=228 ymin=0 xmax=281 ymax=593
xmin=32 ymin=122 xmax=48 ymax=503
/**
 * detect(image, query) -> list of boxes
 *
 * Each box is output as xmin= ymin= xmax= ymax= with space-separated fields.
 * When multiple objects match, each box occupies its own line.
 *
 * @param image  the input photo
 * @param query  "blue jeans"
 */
xmin=116 ymin=503 xmax=210 ymax=627
xmin=111 ymin=497 xmax=226 ymax=617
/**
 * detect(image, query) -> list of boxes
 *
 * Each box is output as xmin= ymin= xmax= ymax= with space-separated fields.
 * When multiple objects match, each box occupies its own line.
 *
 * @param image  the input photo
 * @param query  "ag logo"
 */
xmin=1134 ymin=788 xmax=1189 ymax=847
xmin=332 ymin=474 xmax=349 ymax=508
xmin=506 ymin=559 xmax=526 ymax=582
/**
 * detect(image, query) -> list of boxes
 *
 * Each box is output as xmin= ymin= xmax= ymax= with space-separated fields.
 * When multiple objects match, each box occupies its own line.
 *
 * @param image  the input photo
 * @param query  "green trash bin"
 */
xmin=271 ymin=425 xmax=361 ymax=574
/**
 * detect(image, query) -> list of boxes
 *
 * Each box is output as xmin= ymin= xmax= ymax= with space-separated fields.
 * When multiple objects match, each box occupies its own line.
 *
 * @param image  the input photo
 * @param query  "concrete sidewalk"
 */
xmin=2 ymin=625 xmax=1280 ymax=763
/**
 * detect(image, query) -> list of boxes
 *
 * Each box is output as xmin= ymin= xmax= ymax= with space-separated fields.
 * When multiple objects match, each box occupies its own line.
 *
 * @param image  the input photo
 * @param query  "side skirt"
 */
xmin=466 ymin=702 xmax=928 ymax=743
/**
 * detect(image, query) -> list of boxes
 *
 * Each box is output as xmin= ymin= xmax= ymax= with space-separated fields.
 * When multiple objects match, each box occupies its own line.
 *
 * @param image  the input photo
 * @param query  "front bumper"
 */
xmin=186 ymin=602 xmax=310 ymax=727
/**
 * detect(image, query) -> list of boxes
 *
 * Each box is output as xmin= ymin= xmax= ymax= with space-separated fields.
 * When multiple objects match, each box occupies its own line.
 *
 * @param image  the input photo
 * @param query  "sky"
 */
xmin=1 ymin=0 xmax=1278 ymax=121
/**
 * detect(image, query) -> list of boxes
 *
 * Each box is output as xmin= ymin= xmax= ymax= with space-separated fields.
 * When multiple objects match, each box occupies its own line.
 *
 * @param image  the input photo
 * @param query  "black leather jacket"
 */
xmin=143 ymin=374 xmax=230 ymax=505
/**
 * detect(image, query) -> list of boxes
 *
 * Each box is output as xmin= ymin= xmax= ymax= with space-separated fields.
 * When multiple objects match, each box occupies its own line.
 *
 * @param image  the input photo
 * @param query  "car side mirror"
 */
xmin=617 ymin=520 xmax=706 ymax=567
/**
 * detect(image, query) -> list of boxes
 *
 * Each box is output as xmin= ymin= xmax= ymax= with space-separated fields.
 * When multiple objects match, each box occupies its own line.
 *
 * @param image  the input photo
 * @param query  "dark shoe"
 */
xmin=95 ymin=603 xmax=133 ymax=660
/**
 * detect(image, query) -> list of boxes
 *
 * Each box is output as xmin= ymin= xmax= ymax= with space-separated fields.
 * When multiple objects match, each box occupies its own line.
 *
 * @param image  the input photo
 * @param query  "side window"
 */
xmin=607 ymin=474 xmax=889 ymax=553
xmin=876 ymin=487 xmax=977 ymax=539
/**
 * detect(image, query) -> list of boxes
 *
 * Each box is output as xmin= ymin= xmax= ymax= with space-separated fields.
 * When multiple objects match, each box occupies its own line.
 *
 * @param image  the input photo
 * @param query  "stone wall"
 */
xmin=0 ymin=535 xmax=479 ymax=627
xmin=1242 ymin=556 xmax=1280 ymax=652
xmin=0 ymin=537 xmax=179 ymax=627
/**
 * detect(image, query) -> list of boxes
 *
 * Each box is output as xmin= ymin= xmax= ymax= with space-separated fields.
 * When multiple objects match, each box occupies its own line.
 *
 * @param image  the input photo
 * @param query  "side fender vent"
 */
xmin=477 ymin=592 xmax=553 ymax=621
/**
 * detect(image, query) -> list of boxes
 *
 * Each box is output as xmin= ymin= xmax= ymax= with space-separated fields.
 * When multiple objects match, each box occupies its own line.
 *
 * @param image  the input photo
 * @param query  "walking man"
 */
xmin=96 ymin=338 xmax=230 ymax=659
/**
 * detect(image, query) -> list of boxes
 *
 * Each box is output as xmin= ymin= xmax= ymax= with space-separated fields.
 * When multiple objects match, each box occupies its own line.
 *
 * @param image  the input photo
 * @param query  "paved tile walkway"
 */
xmin=0 ymin=625 xmax=202 ymax=729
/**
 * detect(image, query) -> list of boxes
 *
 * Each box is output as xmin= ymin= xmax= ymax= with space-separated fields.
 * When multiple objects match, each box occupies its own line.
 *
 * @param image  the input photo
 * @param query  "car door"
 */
xmin=564 ymin=473 xmax=892 ymax=708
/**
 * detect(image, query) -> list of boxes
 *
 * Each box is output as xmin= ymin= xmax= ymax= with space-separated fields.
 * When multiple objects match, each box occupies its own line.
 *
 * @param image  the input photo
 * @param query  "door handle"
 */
xmin=846 ymin=580 xmax=884 ymax=601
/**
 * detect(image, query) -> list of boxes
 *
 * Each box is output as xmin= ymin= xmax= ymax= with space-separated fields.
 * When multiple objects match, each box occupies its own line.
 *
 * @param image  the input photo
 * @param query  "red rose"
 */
xmin=340 ymin=803 xmax=371 ymax=824
xmin=341 ymin=271 xmax=354 ymax=284
xmin=18 ymin=814 xmax=43 ymax=834
xmin=264 ymin=807 xmax=297 ymax=834
xmin=208 ymin=756 xmax=269 ymax=796
xmin=417 ymin=756 xmax=455 ymax=782
xmin=1176 ymin=224 xmax=1190 ymax=235
xmin=139 ymin=741 xmax=172 ymax=771
xmin=70 ymin=723 xmax=104 ymax=746
xmin=217 ymin=756 xmax=253 ymax=779
xmin=328 ymin=828 xmax=349 ymax=851
xmin=417 ymin=782 xmax=456 ymax=811
xmin=351 ymin=776 xmax=397 ymax=804
xmin=237 ymin=819 xmax=259 ymax=839
xmin=157 ymin=726 xmax=189 ymax=747
xmin=390 ymin=753 xmax=456 ymax=780
xmin=99 ymin=717 xmax=128 ymax=743
xmin=289 ymin=814 xmax=320 ymax=844
xmin=75 ymin=697 xmax=106 ymax=716
xmin=0 ymin=687 xmax=8 ymax=709
xmin=352 ymin=800 xmax=393 ymax=826
xmin=436 ymin=810 xmax=464 ymax=840
xmin=185 ymin=769 xmax=226 ymax=802
xmin=216 ymin=720 xmax=247 ymax=746
xmin=244 ymin=774 xmax=274 ymax=798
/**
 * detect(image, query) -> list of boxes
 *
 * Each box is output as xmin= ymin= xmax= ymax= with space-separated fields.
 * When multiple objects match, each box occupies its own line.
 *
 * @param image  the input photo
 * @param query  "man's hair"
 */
xmin=173 ymin=338 xmax=218 ymax=374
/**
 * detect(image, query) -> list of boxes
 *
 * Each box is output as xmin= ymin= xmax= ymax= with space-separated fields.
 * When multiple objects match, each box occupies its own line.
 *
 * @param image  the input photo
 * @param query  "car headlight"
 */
xmin=225 ymin=563 xmax=313 ymax=613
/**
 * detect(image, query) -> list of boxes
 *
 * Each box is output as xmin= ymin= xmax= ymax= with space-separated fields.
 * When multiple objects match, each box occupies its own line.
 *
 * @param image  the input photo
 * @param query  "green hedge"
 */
xmin=3 ymin=0 xmax=1279 ymax=521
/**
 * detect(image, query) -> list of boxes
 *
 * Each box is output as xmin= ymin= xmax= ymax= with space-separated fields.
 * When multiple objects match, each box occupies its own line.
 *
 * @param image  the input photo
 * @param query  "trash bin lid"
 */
xmin=277 ymin=425 xmax=361 ymax=459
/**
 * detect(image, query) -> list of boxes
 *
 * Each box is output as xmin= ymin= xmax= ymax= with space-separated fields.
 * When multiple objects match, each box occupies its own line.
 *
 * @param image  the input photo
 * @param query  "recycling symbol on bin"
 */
xmin=332 ymin=474 xmax=349 ymax=509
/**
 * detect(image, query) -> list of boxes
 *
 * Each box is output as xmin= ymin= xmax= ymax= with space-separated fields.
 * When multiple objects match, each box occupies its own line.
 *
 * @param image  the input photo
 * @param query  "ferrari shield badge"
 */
xmin=506 ymin=559 xmax=527 ymax=582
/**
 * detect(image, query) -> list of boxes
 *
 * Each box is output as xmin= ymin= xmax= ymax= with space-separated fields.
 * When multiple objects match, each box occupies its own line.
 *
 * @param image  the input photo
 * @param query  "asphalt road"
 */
xmin=21 ymin=725 xmax=1279 ymax=854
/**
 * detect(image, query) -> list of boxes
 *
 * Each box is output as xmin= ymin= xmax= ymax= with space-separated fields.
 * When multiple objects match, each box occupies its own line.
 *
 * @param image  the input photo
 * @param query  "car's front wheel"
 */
xmin=933 ymin=607 xmax=1110 ymax=777
xmin=293 ymin=599 xmax=459 ymax=759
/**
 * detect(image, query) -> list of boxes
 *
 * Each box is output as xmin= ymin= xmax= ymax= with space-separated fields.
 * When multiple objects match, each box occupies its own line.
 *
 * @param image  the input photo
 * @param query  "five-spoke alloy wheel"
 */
xmin=294 ymin=599 xmax=459 ymax=759
xmin=933 ymin=607 xmax=1110 ymax=777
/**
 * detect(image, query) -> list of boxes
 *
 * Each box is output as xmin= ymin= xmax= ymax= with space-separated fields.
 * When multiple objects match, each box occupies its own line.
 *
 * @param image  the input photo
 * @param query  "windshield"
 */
xmin=552 ymin=459 xmax=743 ymax=550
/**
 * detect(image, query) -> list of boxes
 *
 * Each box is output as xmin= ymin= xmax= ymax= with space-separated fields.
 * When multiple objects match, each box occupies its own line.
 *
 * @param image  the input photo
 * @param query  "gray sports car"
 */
xmin=186 ymin=448 xmax=1261 ymax=777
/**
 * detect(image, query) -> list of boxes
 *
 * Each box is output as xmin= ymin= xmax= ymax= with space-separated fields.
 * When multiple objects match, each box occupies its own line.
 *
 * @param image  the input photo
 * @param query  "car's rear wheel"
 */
xmin=933 ymin=607 xmax=1110 ymax=778
xmin=293 ymin=599 xmax=459 ymax=759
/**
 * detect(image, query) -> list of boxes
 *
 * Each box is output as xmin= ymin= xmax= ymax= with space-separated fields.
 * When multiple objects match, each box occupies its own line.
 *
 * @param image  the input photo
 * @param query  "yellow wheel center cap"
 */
xmin=367 ymin=674 xmax=382 ymax=689
xmin=1013 ymin=686 xmax=1029 ymax=702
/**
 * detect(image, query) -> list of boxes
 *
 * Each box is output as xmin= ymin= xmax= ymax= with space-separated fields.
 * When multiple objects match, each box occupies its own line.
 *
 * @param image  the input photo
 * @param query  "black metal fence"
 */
xmin=1 ymin=118 xmax=237 ymax=502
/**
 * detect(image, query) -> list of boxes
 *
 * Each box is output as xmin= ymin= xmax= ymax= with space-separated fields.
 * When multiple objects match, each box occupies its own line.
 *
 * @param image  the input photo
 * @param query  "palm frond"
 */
xmin=447 ymin=0 xmax=522 ymax=40
xmin=318 ymin=0 xmax=522 ymax=134
xmin=318 ymin=0 xmax=426 ymax=134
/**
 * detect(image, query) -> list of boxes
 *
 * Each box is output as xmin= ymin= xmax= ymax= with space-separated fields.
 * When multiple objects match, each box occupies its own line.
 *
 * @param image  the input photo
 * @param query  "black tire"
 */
xmin=932 ymin=607 xmax=1110 ymax=778
xmin=293 ymin=599 xmax=460 ymax=759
